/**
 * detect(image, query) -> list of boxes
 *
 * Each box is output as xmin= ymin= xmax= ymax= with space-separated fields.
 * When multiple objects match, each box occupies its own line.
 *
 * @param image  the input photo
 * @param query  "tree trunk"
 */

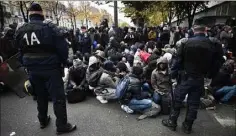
xmin=24 ymin=2 xmax=30 ymax=22
xmin=86 ymin=17 xmax=88 ymax=29
xmin=70 ymin=16 xmax=74 ymax=30
xmin=114 ymin=1 xmax=118 ymax=27
xmin=73 ymin=15 xmax=76 ymax=30
xmin=188 ymin=16 xmax=193 ymax=29
xmin=188 ymin=4 xmax=197 ymax=29
xmin=0 ymin=1 xmax=4 ymax=31
xmin=168 ymin=3 xmax=172 ymax=26
xmin=20 ymin=2 xmax=28 ymax=22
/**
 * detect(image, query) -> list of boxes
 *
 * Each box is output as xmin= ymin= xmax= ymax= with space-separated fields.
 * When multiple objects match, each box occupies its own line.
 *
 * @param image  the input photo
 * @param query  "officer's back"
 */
xmin=14 ymin=3 xmax=76 ymax=134
xmin=179 ymin=25 xmax=222 ymax=78
xmin=15 ymin=11 xmax=68 ymax=70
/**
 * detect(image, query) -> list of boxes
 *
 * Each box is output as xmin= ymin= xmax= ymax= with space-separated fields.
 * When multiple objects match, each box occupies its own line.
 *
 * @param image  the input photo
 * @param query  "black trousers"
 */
xmin=169 ymin=76 xmax=204 ymax=122
xmin=29 ymin=69 xmax=68 ymax=128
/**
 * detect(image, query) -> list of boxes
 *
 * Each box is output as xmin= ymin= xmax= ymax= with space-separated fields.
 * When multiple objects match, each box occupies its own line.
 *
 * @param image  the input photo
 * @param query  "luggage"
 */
xmin=66 ymin=87 xmax=87 ymax=103
xmin=160 ymin=93 xmax=171 ymax=115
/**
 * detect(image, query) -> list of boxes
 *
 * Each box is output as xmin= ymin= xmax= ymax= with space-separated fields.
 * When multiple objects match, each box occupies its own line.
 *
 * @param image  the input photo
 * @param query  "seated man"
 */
xmin=116 ymin=62 xmax=129 ymax=79
xmin=95 ymin=60 xmax=118 ymax=104
xmin=151 ymin=57 xmax=172 ymax=103
xmin=121 ymin=66 xmax=152 ymax=113
xmin=215 ymin=85 xmax=236 ymax=103
xmin=210 ymin=59 xmax=234 ymax=94
xmin=66 ymin=58 xmax=87 ymax=90
xmin=86 ymin=51 xmax=105 ymax=86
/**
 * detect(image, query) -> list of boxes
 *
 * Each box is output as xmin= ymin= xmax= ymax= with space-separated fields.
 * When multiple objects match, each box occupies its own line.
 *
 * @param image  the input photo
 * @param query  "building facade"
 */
xmin=171 ymin=1 xmax=236 ymax=27
xmin=0 ymin=1 xmax=71 ymax=29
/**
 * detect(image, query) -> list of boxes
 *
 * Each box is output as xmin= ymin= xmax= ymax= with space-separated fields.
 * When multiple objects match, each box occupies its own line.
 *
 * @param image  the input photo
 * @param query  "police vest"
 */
xmin=181 ymin=36 xmax=222 ymax=78
xmin=17 ymin=21 xmax=56 ymax=56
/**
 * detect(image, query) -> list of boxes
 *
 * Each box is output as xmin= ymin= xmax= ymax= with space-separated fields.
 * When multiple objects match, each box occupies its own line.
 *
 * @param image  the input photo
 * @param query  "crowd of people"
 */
xmin=62 ymin=20 xmax=236 ymax=106
xmin=0 ymin=2 xmax=236 ymax=134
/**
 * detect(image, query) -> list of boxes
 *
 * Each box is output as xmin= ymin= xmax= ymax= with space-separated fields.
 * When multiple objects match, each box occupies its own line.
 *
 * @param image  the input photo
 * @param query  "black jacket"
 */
xmin=176 ymin=34 xmax=224 ymax=78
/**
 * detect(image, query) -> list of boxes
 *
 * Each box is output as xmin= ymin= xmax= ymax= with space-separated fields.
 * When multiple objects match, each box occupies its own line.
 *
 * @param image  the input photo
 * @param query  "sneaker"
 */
xmin=121 ymin=105 xmax=134 ymax=114
xmin=96 ymin=96 xmax=108 ymax=104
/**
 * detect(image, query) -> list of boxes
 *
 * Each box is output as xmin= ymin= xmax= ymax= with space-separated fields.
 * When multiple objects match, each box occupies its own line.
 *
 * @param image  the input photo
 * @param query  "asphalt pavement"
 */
xmin=0 ymin=91 xmax=235 ymax=136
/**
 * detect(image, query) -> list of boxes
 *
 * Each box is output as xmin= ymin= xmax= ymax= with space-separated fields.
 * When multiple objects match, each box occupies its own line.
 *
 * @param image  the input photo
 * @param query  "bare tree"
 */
xmin=78 ymin=1 xmax=91 ymax=29
xmin=39 ymin=1 xmax=65 ymax=25
xmin=66 ymin=1 xmax=79 ymax=30
xmin=12 ymin=1 xmax=34 ymax=22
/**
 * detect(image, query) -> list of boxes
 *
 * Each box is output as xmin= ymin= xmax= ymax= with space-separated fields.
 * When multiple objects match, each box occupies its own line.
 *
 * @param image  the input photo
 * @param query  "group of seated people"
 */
xmin=62 ymin=34 xmax=236 ymax=119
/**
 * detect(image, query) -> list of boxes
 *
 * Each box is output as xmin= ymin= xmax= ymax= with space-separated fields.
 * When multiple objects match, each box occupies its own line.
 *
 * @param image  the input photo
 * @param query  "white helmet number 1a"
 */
xmin=23 ymin=32 xmax=41 ymax=46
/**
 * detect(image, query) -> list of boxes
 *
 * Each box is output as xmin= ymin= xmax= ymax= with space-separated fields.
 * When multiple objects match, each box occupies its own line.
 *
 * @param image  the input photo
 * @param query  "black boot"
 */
xmin=53 ymin=100 xmax=76 ymax=134
xmin=40 ymin=115 xmax=51 ymax=129
xmin=162 ymin=119 xmax=177 ymax=131
xmin=182 ymin=120 xmax=193 ymax=134
xmin=56 ymin=123 xmax=77 ymax=135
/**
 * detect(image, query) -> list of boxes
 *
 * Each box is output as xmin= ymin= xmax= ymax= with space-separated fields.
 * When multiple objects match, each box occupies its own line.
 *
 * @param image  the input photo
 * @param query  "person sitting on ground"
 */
xmin=148 ymin=48 xmax=162 ymax=63
xmin=134 ymin=43 xmax=149 ymax=66
xmin=215 ymin=85 xmax=236 ymax=104
xmin=210 ymin=59 xmax=235 ymax=95
xmin=65 ymin=58 xmax=87 ymax=90
xmin=212 ymin=59 xmax=235 ymax=103
xmin=95 ymin=60 xmax=118 ymax=104
xmin=86 ymin=55 xmax=102 ymax=83
xmin=116 ymin=62 xmax=129 ymax=79
xmin=121 ymin=66 xmax=152 ymax=113
xmin=151 ymin=57 xmax=172 ymax=103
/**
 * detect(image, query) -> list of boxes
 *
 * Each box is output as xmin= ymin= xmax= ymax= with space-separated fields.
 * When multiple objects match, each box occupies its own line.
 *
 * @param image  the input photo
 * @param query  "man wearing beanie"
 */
xmin=14 ymin=3 xmax=76 ymax=134
xmin=162 ymin=18 xmax=224 ymax=134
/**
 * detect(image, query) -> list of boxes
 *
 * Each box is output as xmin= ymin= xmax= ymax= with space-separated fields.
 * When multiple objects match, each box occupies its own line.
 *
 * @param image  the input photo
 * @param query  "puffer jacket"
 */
xmin=126 ymin=74 xmax=143 ymax=100
xmin=151 ymin=57 xmax=171 ymax=94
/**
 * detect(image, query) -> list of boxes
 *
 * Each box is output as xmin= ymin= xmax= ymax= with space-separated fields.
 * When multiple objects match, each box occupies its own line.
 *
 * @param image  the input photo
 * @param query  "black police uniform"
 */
xmin=14 ymin=3 xmax=76 ymax=134
xmin=163 ymin=32 xmax=223 ymax=133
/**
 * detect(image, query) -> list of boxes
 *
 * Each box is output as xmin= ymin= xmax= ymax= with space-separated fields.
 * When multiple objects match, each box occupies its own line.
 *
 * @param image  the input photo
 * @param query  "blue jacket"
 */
xmin=15 ymin=16 xmax=68 ymax=70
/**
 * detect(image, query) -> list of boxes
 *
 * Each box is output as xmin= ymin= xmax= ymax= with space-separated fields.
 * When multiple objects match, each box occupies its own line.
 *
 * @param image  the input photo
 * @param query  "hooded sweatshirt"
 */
xmin=151 ymin=57 xmax=172 ymax=94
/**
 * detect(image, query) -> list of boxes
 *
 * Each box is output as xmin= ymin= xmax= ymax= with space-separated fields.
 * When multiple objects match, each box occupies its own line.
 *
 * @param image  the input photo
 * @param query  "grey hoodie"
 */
xmin=151 ymin=57 xmax=172 ymax=94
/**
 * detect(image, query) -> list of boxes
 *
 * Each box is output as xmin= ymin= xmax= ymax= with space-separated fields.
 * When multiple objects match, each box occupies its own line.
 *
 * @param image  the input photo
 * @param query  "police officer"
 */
xmin=162 ymin=19 xmax=223 ymax=134
xmin=14 ymin=3 xmax=76 ymax=134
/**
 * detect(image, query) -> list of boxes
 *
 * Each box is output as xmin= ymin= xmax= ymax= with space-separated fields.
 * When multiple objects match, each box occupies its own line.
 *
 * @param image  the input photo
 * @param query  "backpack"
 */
xmin=160 ymin=93 xmax=171 ymax=115
xmin=66 ymin=87 xmax=87 ymax=103
xmin=88 ymin=68 xmax=104 ymax=87
xmin=115 ymin=76 xmax=130 ymax=99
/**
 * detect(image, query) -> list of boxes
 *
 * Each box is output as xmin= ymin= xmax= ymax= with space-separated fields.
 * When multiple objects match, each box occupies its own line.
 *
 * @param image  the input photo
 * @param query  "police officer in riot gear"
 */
xmin=162 ymin=19 xmax=223 ymax=134
xmin=14 ymin=3 xmax=76 ymax=134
